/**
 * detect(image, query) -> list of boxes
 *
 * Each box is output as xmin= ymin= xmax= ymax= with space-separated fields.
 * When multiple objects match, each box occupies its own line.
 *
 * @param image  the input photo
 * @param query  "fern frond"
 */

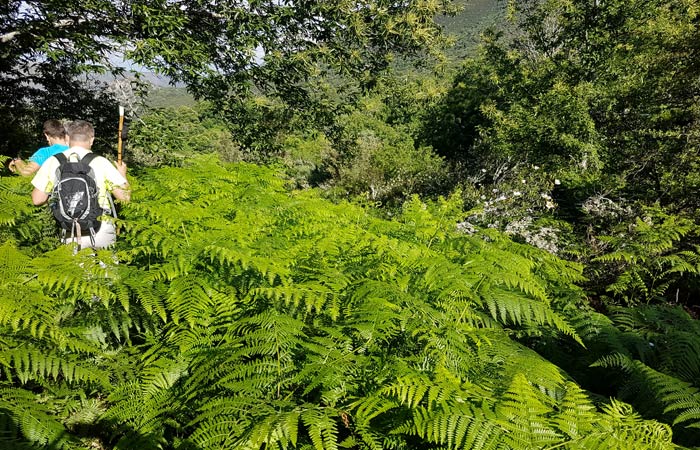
xmin=348 ymin=395 xmax=399 ymax=429
xmin=496 ymin=373 xmax=561 ymax=448
xmin=238 ymin=408 xmax=301 ymax=449
xmin=381 ymin=374 xmax=459 ymax=409
xmin=103 ymin=379 xmax=181 ymax=441
xmin=0 ymin=388 xmax=77 ymax=449
xmin=411 ymin=403 xmax=502 ymax=450
xmin=33 ymin=246 xmax=116 ymax=304
xmin=2 ymin=348 xmax=110 ymax=387
xmin=187 ymin=403 xmax=253 ymax=449
xmin=633 ymin=362 xmax=700 ymax=428
xmin=204 ymin=244 xmax=292 ymax=286
xmin=483 ymin=287 xmax=579 ymax=341
xmin=0 ymin=178 xmax=34 ymax=227
xmin=166 ymin=275 xmax=216 ymax=326
xmin=122 ymin=268 xmax=169 ymax=322
xmin=551 ymin=382 xmax=598 ymax=439
xmin=597 ymin=398 xmax=676 ymax=448
xmin=0 ymin=241 xmax=32 ymax=282
xmin=591 ymin=352 xmax=636 ymax=372
xmin=301 ymin=407 xmax=341 ymax=450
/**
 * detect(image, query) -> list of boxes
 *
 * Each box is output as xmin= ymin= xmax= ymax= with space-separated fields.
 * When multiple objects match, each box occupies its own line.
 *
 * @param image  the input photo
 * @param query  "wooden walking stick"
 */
xmin=117 ymin=106 xmax=124 ymax=164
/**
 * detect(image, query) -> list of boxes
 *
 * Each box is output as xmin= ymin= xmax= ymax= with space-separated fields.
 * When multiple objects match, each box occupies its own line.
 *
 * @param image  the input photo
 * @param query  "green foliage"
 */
xmin=592 ymin=306 xmax=700 ymax=441
xmin=2 ymin=156 xmax=698 ymax=449
xmin=423 ymin=0 xmax=700 ymax=314
xmin=588 ymin=207 xmax=700 ymax=305
xmin=127 ymin=104 xmax=243 ymax=167
xmin=538 ymin=303 xmax=700 ymax=447
xmin=436 ymin=0 xmax=506 ymax=61
xmin=239 ymin=81 xmax=450 ymax=205
xmin=0 ymin=239 xmax=136 ymax=448
xmin=4 ymin=0 xmax=700 ymax=447
xmin=0 ymin=0 xmax=138 ymax=156
xmin=325 ymin=100 xmax=446 ymax=205
xmin=89 ymin=158 xmax=684 ymax=448
xmin=221 ymin=94 xmax=309 ymax=161
xmin=0 ymin=175 xmax=35 ymax=228
xmin=0 ymin=176 xmax=63 ymax=254
xmin=422 ymin=32 xmax=603 ymax=175
xmin=2 ymin=0 xmax=458 ymax=164
xmin=280 ymin=132 xmax=336 ymax=189
xmin=124 ymin=0 xmax=455 ymax=104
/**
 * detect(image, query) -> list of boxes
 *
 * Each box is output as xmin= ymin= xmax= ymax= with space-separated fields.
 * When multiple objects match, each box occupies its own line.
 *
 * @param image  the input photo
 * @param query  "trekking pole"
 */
xmin=117 ymin=105 xmax=124 ymax=164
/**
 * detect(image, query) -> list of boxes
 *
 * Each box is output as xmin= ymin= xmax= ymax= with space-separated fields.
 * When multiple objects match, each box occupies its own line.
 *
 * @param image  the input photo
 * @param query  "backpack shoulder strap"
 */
xmin=54 ymin=153 xmax=67 ymax=165
xmin=80 ymin=152 xmax=98 ymax=166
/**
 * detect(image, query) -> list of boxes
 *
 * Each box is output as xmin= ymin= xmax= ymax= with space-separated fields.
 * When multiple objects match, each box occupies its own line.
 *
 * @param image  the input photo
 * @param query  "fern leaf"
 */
xmin=496 ymin=373 xmax=561 ymax=448
xmin=411 ymin=403 xmax=501 ymax=450
xmin=301 ymin=407 xmax=340 ymax=450
xmin=0 ymin=388 xmax=77 ymax=449
xmin=634 ymin=362 xmax=700 ymax=428
xmin=551 ymin=382 xmax=597 ymax=439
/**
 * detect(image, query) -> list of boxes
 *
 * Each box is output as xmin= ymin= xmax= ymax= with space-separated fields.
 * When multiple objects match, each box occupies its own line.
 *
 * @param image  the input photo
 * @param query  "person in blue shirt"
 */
xmin=8 ymin=120 xmax=69 ymax=176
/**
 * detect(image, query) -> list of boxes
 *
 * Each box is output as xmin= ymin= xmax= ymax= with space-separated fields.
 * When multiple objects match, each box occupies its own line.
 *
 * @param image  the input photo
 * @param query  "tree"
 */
xmin=125 ymin=0 xmax=454 ymax=102
xmin=421 ymin=0 xmax=700 ymax=308
xmin=505 ymin=0 xmax=700 ymax=211
xmin=0 ymin=0 xmax=139 ymax=155
xmin=1 ymin=0 xmax=457 ymax=157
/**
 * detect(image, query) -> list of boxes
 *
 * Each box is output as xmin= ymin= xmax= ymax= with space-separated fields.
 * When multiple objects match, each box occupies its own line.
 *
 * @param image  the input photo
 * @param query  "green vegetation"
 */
xmin=1 ymin=158 xmax=696 ymax=449
xmin=2 ymin=0 xmax=700 ymax=448
xmin=145 ymin=87 xmax=196 ymax=109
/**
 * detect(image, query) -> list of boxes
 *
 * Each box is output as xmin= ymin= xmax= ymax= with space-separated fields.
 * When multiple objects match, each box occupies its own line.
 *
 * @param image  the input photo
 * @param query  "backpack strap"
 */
xmin=80 ymin=152 xmax=98 ymax=166
xmin=54 ymin=153 xmax=67 ymax=165
xmin=54 ymin=152 xmax=99 ymax=166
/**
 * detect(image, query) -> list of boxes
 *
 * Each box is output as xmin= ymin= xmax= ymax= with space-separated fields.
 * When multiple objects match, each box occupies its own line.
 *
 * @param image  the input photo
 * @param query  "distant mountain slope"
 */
xmin=146 ymin=86 xmax=196 ymax=108
xmin=438 ymin=0 xmax=506 ymax=59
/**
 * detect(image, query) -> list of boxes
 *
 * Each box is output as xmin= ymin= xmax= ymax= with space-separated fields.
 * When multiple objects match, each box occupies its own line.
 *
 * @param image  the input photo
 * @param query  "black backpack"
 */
xmin=51 ymin=152 xmax=104 ymax=241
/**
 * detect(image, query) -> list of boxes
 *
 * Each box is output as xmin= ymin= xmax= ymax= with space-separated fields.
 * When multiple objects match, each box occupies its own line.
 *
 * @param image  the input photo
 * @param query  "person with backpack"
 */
xmin=30 ymin=120 xmax=130 ymax=249
xmin=8 ymin=119 xmax=69 ymax=176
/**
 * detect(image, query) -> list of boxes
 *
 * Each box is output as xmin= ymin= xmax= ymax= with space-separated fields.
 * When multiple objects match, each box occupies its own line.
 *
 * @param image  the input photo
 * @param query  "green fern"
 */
xmin=2 ymin=157 xmax=695 ymax=449
xmin=0 ymin=178 xmax=35 ymax=227
xmin=496 ymin=373 xmax=562 ymax=448
xmin=626 ymin=361 xmax=700 ymax=429
xmin=591 ymin=209 xmax=700 ymax=305
xmin=0 ymin=387 xmax=78 ymax=449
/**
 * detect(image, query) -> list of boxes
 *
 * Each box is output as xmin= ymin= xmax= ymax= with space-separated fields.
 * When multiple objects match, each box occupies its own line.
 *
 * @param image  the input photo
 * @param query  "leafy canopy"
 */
xmin=1 ymin=0 xmax=456 ymax=157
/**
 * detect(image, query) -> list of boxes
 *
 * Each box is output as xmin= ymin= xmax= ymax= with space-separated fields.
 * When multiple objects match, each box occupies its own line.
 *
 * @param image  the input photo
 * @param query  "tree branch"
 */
xmin=1 ymin=31 xmax=20 ymax=43
xmin=1 ymin=18 xmax=85 ymax=43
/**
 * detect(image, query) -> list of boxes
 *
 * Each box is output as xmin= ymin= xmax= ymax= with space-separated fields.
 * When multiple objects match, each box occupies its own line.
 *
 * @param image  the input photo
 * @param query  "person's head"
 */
xmin=43 ymin=119 xmax=66 ymax=144
xmin=66 ymin=120 xmax=95 ymax=149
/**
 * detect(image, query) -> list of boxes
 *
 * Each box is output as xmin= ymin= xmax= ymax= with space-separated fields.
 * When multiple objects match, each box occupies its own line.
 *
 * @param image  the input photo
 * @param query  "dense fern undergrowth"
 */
xmin=1 ymin=156 xmax=699 ymax=449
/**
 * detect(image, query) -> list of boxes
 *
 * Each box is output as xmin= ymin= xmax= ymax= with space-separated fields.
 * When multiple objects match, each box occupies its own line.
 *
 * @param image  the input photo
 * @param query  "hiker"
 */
xmin=31 ymin=120 xmax=130 ymax=249
xmin=8 ymin=119 xmax=69 ymax=176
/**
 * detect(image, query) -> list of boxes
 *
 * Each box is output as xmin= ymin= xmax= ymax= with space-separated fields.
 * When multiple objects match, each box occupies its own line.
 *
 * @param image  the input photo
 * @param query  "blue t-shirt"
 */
xmin=29 ymin=143 xmax=69 ymax=166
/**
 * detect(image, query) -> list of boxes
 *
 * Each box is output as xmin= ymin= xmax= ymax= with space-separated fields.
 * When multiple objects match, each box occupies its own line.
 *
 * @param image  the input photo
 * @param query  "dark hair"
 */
xmin=66 ymin=120 xmax=95 ymax=143
xmin=43 ymin=119 xmax=66 ymax=139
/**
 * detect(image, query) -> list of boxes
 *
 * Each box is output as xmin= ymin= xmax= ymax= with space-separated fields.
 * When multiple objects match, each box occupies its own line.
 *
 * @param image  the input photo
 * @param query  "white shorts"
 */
xmin=61 ymin=220 xmax=117 ymax=249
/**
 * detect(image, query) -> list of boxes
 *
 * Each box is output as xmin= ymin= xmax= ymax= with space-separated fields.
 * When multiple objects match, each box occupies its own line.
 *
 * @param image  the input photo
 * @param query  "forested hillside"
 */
xmin=2 ymin=0 xmax=700 ymax=448
xmin=437 ymin=0 xmax=505 ymax=59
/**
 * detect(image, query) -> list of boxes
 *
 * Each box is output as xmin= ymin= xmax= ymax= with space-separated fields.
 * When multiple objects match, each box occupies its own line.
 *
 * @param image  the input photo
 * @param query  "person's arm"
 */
xmin=111 ymin=161 xmax=130 ymax=203
xmin=9 ymin=159 xmax=40 ymax=176
xmin=112 ymin=185 xmax=130 ymax=202
xmin=30 ymin=157 xmax=55 ymax=205
xmin=31 ymin=188 xmax=49 ymax=205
